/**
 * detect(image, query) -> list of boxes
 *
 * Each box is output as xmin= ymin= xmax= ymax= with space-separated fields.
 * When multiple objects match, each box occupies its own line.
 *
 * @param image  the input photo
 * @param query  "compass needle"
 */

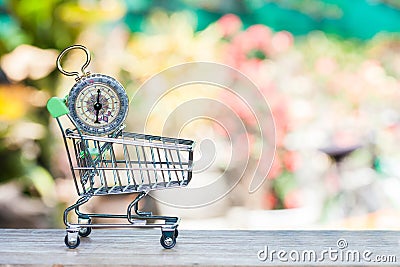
xmin=93 ymin=89 xmax=102 ymax=124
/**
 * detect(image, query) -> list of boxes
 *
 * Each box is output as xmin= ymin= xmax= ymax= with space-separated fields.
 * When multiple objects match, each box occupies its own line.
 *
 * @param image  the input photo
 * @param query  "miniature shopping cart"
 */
xmin=47 ymin=97 xmax=194 ymax=249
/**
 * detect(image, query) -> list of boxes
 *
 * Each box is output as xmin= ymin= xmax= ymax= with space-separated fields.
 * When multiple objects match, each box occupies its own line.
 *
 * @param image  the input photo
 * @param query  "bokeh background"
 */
xmin=1 ymin=0 xmax=400 ymax=230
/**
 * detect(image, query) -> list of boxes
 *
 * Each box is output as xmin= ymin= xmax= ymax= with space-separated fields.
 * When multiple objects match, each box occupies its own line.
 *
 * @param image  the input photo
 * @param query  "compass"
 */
xmin=57 ymin=45 xmax=129 ymax=135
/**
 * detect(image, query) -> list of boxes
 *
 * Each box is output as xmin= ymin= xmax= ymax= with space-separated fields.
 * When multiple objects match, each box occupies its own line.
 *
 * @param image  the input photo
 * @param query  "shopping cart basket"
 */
xmin=47 ymin=97 xmax=194 ymax=249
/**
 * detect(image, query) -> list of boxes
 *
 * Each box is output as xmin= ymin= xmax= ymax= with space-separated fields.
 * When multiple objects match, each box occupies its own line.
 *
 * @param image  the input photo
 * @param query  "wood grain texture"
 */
xmin=0 ymin=229 xmax=399 ymax=266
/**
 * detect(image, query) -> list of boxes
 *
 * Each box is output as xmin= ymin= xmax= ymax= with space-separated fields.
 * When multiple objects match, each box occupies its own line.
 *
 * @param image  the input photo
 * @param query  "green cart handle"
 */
xmin=47 ymin=96 xmax=69 ymax=118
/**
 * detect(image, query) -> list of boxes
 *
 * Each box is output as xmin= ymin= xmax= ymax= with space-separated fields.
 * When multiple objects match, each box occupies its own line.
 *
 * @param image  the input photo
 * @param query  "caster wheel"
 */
xmin=160 ymin=235 xmax=176 ymax=249
xmin=174 ymin=229 xmax=179 ymax=238
xmin=64 ymin=234 xmax=80 ymax=249
xmin=78 ymin=227 xmax=92 ymax=237
xmin=78 ymin=218 xmax=92 ymax=237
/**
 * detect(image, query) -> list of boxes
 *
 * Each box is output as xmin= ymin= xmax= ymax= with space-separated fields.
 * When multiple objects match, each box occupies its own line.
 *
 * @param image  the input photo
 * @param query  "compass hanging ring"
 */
xmin=56 ymin=44 xmax=91 ymax=79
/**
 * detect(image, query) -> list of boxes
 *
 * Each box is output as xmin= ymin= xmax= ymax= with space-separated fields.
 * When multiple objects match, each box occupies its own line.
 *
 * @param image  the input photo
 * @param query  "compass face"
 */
xmin=68 ymin=74 xmax=128 ymax=135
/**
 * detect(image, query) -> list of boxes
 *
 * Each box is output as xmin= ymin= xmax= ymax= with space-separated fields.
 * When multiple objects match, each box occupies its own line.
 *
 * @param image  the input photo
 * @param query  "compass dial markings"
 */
xmin=69 ymin=74 xmax=128 ymax=135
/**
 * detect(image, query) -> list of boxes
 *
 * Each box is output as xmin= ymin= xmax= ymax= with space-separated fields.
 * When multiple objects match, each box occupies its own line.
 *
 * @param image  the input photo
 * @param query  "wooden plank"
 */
xmin=0 ymin=229 xmax=399 ymax=266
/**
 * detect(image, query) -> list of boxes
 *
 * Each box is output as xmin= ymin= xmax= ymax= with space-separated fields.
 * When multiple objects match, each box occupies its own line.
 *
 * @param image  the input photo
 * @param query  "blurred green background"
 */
xmin=1 ymin=0 xmax=400 ymax=229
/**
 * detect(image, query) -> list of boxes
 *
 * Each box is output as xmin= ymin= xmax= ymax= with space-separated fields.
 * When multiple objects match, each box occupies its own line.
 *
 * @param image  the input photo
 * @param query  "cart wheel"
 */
xmin=64 ymin=234 xmax=80 ymax=249
xmin=160 ymin=235 xmax=176 ymax=249
xmin=174 ymin=229 xmax=179 ymax=238
xmin=78 ymin=217 xmax=92 ymax=237
xmin=78 ymin=226 xmax=92 ymax=237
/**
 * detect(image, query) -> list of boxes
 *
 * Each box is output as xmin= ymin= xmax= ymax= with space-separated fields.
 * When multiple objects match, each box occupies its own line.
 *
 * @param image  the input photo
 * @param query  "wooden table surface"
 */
xmin=0 ymin=229 xmax=399 ymax=266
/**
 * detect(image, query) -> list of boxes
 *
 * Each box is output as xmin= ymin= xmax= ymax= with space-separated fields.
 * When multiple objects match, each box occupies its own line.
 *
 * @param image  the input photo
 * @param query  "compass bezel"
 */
xmin=68 ymin=73 xmax=129 ymax=136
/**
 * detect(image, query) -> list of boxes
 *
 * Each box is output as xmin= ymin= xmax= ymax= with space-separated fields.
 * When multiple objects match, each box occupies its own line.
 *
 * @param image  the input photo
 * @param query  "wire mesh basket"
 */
xmin=68 ymin=130 xmax=193 ymax=196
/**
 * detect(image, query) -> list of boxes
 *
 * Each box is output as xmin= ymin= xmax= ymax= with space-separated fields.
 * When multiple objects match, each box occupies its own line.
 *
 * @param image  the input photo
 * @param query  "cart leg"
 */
xmin=127 ymin=192 xmax=152 ymax=223
xmin=127 ymin=192 xmax=181 ymax=225
xmin=64 ymin=196 xmax=90 ymax=227
xmin=74 ymin=204 xmax=92 ymax=237
xmin=75 ymin=205 xmax=91 ymax=220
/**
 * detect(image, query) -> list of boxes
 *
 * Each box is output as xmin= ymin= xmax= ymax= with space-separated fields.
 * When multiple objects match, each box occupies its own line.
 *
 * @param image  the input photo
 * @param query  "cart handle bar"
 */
xmin=47 ymin=97 xmax=69 ymax=118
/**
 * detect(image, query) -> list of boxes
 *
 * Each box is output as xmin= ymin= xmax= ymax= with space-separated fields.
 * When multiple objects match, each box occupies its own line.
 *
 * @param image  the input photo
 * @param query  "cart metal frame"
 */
xmin=48 ymin=97 xmax=194 ymax=249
